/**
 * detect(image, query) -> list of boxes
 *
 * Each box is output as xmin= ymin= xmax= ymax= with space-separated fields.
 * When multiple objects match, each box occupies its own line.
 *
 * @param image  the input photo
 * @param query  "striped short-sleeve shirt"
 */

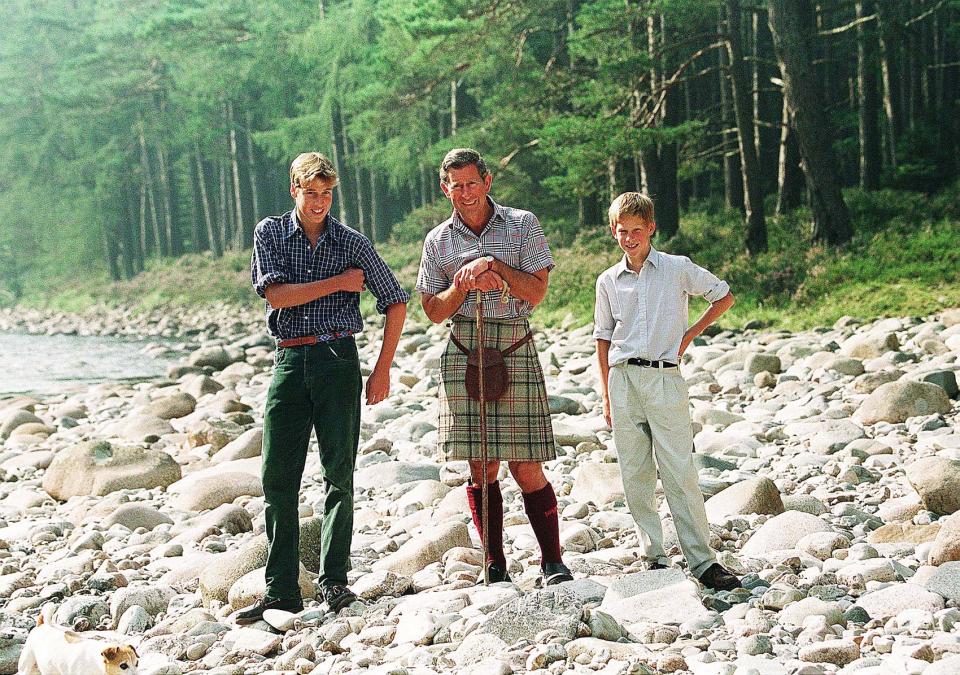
xmin=416 ymin=198 xmax=554 ymax=319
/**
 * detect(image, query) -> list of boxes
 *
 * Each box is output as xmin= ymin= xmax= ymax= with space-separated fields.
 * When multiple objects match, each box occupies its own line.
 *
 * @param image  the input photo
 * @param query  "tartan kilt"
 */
xmin=438 ymin=315 xmax=556 ymax=462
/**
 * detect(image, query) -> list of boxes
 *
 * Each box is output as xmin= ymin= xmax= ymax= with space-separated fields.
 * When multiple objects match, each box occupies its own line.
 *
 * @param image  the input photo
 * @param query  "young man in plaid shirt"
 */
xmin=242 ymin=152 xmax=408 ymax=623
xmin=417 ymin=148 xmax=573 ymax=586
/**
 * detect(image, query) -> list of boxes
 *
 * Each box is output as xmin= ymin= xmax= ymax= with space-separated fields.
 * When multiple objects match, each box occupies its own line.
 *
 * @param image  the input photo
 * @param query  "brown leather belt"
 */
xmin=277 ymin=332 xmax=351 ymax=348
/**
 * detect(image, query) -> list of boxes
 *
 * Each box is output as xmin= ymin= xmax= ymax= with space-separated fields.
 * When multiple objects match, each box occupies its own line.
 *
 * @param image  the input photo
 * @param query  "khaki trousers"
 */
xmin=608 ymin=364 xmax=715 ymax=577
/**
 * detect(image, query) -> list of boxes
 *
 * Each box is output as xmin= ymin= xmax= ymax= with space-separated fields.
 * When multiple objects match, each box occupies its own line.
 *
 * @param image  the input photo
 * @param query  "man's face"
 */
xmin=612 ymin=214 xmax=656 ymax=258
xmin=291 ymin=176 xmax=335 ymax=229
xmin=440 ymin=164 xmax=492 ymax=221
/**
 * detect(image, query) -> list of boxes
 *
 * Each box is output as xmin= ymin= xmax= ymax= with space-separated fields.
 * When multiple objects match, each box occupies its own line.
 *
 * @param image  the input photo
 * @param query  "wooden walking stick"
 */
xmin=475 ymin=288 xmax=490 ymax=586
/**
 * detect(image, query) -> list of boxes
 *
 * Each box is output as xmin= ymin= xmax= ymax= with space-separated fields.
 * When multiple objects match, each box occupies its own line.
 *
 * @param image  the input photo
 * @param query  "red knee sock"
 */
xmin=522 ymin=483 xmax=563 ymax=565
xmin=466 ymin=481 xmax=507 ymax=568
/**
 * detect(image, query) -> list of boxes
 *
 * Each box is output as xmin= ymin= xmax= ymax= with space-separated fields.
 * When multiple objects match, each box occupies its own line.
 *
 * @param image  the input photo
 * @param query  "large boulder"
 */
xmin=103 ymin=414 xmax=175 ymax=443
xmin=355 ymin=462 xmax=440 ymax=491
xmin=854 ymin=380 xmax=951 ymax=425
xmin=855 ymin=583 xmax=944 ymax=620
xmin=745 ymin=353 xmax=781 ymax=375
xmin=841 ymin=332 xmax=899 ymax=359
xmin=211 ymin=427 xmax=263 ymax=463
xmin=926 ymin=562 xmax=960 ymax=603
xmin=0 ymin=409 xmax=43 ymax=439
xmin=42 ymin=441 xmax=181 ymax=501
xmin=782 ymin=419 xmax=865 ymax=454
xmin=599 ymin=568 xmax=711 ymax=626
xmin=705 ymin=477 xmax=783 ymax=523
xmin=199 ymin=539 xmax=268 ymax=606
xmin=228 ymin=564 xmax=315 ymax=610
xmin=187 ymin=346 xmax=236 ymax=371
xmin=168 ymin=471 xmax=263 ymax=512
xmin=905 ymin=457 xmax=960 ymax=515
xmin=477 ymin=587 xmax=584 ymax=643
xmin=142 ymin=392 xmax=197 ymax=420
xmin=929 ymin=512 xmax=960 ymax=565
xmin=570 ymin=463 xmax=625 ymax=506
xmin=102 ymin=503 xmax=174 ymax=531
xmin=373 ymin=521 xmax=471 ymax=576
xmin=741 ymin=510 xmax=834 ymax=557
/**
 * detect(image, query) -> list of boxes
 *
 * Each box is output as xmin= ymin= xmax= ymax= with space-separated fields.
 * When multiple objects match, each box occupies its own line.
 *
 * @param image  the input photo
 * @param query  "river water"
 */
xmin=0 ymin=331 xmax=175 ymax=397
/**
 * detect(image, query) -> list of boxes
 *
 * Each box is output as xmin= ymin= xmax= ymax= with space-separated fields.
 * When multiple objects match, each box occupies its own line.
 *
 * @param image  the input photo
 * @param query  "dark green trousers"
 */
xmin=262 ymin=337 xmax=361 ymax=600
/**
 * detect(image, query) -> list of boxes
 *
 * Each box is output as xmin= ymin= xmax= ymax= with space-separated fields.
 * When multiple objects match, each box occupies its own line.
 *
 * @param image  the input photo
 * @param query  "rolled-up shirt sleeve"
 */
xmin=355 ymin=240 xmax=410 ymax=314
xmin=680 ymin=257 xmax=730 ymax=303
xmin=593 ymin=274 xmax=615 ymax=341
xmin=251 ymin=221 xmax=289 ymax=299
xmin=416 ymin=239 xmax=450 ymax=295
xmin=518 ymin=213 xmax=555 ymax=273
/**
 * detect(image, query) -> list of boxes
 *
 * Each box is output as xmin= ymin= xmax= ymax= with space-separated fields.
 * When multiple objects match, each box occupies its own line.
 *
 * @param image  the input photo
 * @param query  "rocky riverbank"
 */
xmin=0 ymin=305 xmax=958 ymax=674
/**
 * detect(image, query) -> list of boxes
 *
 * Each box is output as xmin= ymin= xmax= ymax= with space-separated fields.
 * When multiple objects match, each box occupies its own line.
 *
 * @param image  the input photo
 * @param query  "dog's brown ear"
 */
xmin=102 ymin=646 xmax=119 ymax=661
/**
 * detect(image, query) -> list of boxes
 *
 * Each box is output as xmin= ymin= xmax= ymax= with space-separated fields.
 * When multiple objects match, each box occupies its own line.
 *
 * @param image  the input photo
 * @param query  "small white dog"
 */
xmin=18 ymin=604 xmax=138 ymax=675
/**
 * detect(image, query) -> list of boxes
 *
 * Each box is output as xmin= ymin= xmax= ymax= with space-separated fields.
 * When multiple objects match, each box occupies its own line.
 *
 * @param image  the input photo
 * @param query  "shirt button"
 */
xmin=307 ymin=269 xmax=312 ymax=273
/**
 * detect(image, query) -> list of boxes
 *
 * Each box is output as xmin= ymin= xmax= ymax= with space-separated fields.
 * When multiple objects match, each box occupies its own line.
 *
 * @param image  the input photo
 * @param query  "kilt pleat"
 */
xmin=438 ymin=315 xmax=556 ymax=462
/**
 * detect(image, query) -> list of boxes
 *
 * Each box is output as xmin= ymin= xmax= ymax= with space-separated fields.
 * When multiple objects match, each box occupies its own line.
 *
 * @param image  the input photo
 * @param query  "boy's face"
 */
xmin=612 ymin=214 xmax=656 ymax=259
xmin=291 ymin=176 xmax=335 ymax=229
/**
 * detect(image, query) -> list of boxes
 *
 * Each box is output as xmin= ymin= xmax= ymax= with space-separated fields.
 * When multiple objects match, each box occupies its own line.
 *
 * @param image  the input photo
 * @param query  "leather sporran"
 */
xmin=451 ymin=332 xmax=532 ymax=403
xmin=465 ymin=347 xmax=509 ymax=402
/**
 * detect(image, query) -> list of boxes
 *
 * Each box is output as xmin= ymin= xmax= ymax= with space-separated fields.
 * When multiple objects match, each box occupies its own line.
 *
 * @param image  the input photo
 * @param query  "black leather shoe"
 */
xmin=235 ymin=596 xmax=303 ymax=625
xmin=323 ymin=584 xmax=358 ymax=612
xmin=542 ymin=561 xmax=574 ymax=585
xmin=478 ymin=563 xmax=511 ymax=584
xmin=647 ymin=561 xmax=669 ymax=571
xmin=697 ymin=563 xmax=742 ymax=591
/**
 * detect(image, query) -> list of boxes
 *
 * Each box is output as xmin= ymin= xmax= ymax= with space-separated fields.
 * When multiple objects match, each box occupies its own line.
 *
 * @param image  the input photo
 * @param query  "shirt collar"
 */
xmin=448 ymin=197 xmax=505 ymax=233
xmin=616 ymin=245 xmax=661 ymax=276
xmin=285 ymin=210 xmax=341 ymax=243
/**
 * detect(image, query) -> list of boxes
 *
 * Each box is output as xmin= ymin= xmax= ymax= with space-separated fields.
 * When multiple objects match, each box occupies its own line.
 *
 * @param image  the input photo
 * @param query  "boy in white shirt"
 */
xmin=594 ymin=192 xmax=740 ymax=591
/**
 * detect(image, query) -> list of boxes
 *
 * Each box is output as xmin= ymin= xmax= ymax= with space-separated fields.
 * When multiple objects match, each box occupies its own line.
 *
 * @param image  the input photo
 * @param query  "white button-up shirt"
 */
xmin=593 ymin=247 xmax=730 ymax=367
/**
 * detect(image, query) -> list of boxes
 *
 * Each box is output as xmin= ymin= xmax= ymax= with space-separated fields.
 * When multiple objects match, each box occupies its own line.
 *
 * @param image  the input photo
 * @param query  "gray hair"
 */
xmin=439 ymin=148 xmax=489 ymax=184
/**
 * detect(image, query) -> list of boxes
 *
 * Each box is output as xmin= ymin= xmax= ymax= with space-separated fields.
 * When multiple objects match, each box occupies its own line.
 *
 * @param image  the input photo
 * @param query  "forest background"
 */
xmin=0 ymin=0 xmax=958 ymax=329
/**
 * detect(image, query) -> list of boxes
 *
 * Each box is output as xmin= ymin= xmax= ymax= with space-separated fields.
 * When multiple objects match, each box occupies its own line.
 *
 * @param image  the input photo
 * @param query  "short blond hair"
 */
xmin=289 ymin=152 xmax=338 ymax=188
xmin=608 ymin=192 xmax=655 ymax=229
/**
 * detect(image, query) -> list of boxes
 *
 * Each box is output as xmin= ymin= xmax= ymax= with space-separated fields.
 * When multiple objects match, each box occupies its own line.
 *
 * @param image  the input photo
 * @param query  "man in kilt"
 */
xmin=416 ymin=148 xmax=573 ymax=585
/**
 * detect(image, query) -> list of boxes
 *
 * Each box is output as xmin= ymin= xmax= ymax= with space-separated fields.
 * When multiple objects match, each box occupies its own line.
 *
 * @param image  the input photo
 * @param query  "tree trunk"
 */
xmin=349 ymin=138 xmax=367 ymax=236
xmin=195 ymin=147 xmax=220 ymax=257
xmin=227 ymin=102 xmax=245 ymax=249
xmin=450 ymin=79 xmax=458 ymax=136
xmin=876 ymin=0 xmax=901 ymax=168
xmin=138 ymin=180 xmax=148 ymax=261
xmin=856 ymin=0 xmax=882 ymax=190
xmin=656 ymin=15 xmax=680 ymax=239
xmin=122 ymin=186 xmax=138 ymax=278
xmin=776 ymin=99 xmax=804 ymax=214
xmin=769 ymin=0 xmax=853 ymax=245
xmin=370 ymin=172 xmax=380 ymax=242
xmin=329 ymin=107 xmax=349 ymax=223
xmin=726 ymin=0 xmax=767 ymax=254
xmin=607 ymin=157 xmax=617 ymax=203
xmin=218 ymin=160 xmax=230 ymax=250
xmin=718 ymin=15 xmax=744 ymax=211
xmin=155 ymin=144 xmax=176 ymax=256
xmin=244 ymin=110 xmax=260 ymax=222
xmin=137 ymin=122 xmax=163 ymax=258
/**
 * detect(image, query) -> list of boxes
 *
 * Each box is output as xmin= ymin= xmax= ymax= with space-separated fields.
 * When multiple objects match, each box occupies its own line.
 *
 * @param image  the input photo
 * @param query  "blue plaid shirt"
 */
xmin=251 ymin=211 xmax=409 ymax=340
